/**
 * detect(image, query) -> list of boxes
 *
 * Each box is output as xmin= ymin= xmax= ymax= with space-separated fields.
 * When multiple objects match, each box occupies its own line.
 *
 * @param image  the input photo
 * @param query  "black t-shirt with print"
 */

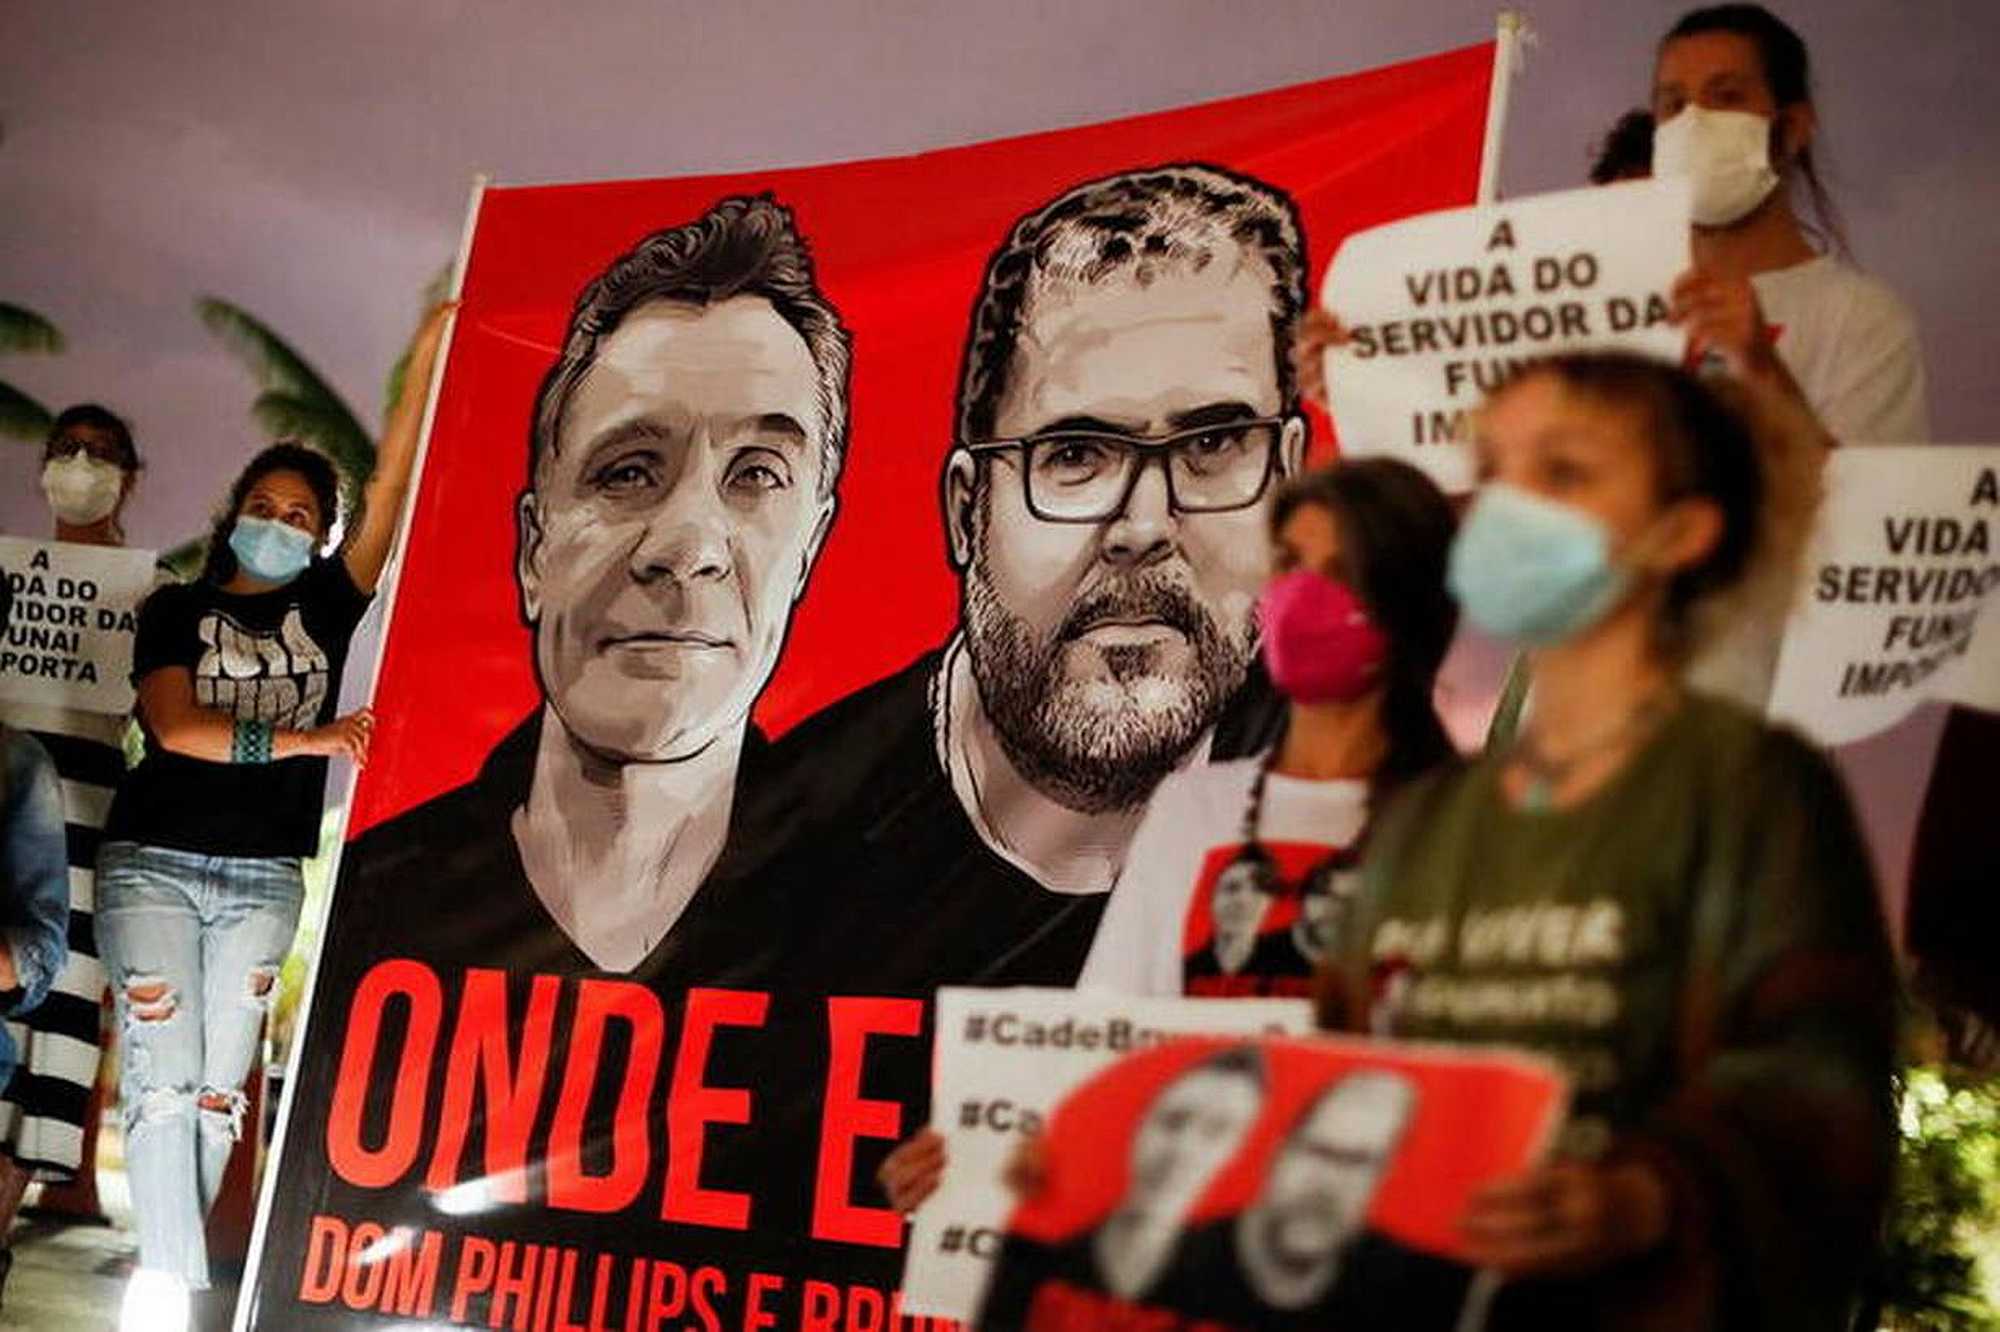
xmin=104 ymin=558 xmax=372 ymax=858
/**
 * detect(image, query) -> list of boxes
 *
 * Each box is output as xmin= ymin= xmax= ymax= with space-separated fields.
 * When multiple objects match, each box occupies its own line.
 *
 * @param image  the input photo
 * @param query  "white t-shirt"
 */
xmin=1078 ymin=756 xmax=1369 ymax=999
xmin=1686 ymin=258 xmax=1928 ymax=712
xmin=1753 ymin=254 xmax=1930 ymax=443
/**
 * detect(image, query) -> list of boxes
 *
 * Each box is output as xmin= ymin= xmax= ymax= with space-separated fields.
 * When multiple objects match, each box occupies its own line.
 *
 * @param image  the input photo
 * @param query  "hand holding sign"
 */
xmin=900 ymin=987 xmax=1312 ymax=1320
xmin=1291 ymin=308 xmax=1348 ymax=413
xmin=1460 ymin=1158 xmax=1671 ymax=1277
xmin=1672 ymin=268 xmax=1776 ymax=384
xmin=1320 ymin=177 xmax=1693 ymax=492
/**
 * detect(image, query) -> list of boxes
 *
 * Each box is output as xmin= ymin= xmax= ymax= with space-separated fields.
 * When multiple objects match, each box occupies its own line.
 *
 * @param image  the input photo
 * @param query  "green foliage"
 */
xmin=380 ymin=264 xmax=454 ymax=418
xmin=0 ymin=302 xmax=63 ymax=441
xmin=269 ymin=803 xmax=346 ymax=1064
xmin=0 ymin=303 xmax=64 ymax=355
xmin=156 ymin=536 xmax=208 ymax=582
xmin=0 ymin=380 xmax=53 ymax=442
xmin=190 ymin=285 xmax=445 ymax=568
xmin=1877 ymin=1065 xmax=2000 ymax=1330
xmin=184 ymin=296 xmax=389 ymax=574
xmin=194 ymin=297 xmax=376 ymax=512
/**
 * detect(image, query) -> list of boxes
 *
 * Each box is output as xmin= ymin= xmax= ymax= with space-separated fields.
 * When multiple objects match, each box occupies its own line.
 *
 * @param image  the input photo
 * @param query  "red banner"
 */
xmin=249 ymin=42 xmax=1495 ymax=1330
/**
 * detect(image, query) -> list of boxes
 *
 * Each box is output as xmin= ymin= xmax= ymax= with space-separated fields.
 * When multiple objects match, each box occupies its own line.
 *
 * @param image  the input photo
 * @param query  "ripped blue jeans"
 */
xmin=96 ymin=841 xmax=304 ymax=1289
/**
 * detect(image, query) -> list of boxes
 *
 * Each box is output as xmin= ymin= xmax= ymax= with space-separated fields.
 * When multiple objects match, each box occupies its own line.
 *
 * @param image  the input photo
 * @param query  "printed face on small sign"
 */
xmin=1179 ymin=843 xmax=1362 ymax=998
xmin=242 ymin=43 xmax=1504 ymax=1332
xmin=976 ymin=1035 xmax=1565 ymax=1332
xmin=1320 ymin=176 xmax=1692 ymax=493
xmin=901 ymin=987 xmax=1312 ymax=1321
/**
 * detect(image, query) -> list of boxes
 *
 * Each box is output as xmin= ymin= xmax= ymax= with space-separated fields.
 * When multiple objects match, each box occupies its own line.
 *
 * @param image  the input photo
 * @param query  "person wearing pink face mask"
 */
xmin=878 ymin=460 xmax=1459 ymax=1214
xmin=1074 ymin=459 xmax=1460 ymax=999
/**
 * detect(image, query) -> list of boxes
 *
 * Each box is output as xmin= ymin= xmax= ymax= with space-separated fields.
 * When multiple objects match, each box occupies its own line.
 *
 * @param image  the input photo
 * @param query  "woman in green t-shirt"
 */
xmin=1331 ymin=351 xmax=1896 ymax=1330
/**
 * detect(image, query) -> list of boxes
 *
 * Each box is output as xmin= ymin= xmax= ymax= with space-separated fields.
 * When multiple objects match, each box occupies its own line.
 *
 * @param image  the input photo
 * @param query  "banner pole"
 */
xmin=1476 ymin=10 xmax=1528 ymax=204
xmin=232 ymin=171 xmax=491 ymax=1332
xmin=1476 ymin=11 xmax=1531 ymax=761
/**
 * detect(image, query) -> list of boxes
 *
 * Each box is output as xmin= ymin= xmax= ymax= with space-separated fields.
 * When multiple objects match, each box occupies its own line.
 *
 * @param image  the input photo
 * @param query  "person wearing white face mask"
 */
xmin=0 ymin=403 xmax=144 ymax=1293
xmin=1654 ymin=3 xmax=1929 ymax=445
xmin=1299 ymin=6 xmax=1926 ymax=447
xmin=38 ymin=403 xmax=140 ymax=545
xmin=1298 ymin=9 xmax=1922 ymax=724
xmin=1647 ymin=4 xmax=1932 ymax=711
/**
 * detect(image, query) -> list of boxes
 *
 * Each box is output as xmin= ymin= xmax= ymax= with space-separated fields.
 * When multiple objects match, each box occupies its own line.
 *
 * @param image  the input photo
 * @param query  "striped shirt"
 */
xmin=0 ymin=699 xmax=118 ymax=1179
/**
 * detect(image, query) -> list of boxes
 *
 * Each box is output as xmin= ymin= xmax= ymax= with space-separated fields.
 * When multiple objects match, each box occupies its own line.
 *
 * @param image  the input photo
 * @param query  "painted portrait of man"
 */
xmin=777 ymin=163 xmax=1307 ymax=992
xmin=335 ymin=193 xmax=849 ymax=977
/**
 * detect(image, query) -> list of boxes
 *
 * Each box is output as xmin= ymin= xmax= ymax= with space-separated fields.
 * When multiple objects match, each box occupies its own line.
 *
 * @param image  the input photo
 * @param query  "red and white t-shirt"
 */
xmin=1079 ymin=756 xmax=1369 ymax=999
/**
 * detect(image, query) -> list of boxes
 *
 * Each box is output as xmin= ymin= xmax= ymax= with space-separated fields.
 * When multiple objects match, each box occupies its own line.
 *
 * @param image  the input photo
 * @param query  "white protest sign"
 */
xmin=899 ymin=986 xmax=1312 ymax=1319
xmin=1944 ymin=613 xmax=2000 ymax=714
xmin=1768 ymin=446 xmax=2000 ymax=746
xmin=0 ymin=537 xmax=155 ymax=717
xmin=1322 ymin=176 xmax=1691 ymax=492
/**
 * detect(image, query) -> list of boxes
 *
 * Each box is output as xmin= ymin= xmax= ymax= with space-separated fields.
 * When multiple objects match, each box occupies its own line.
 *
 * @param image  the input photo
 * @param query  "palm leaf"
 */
xmin=251 ymin=391 xmax=375 ymax=475
xmin=196 ymin=296 xmax=376 ymax=503
xmin=379 ymin=264 xmax=455 ymax=417
xmin=252 ymin=391 xmax=374 ymax=523
xmin=196 ymin=298 xmax=355 ymax=409
xmin=0 ymin=304 xmax=64 ymax=356
xmin=0 ymin=380 xmax=53 ymax=441
xmin=157 ymin=537 xmax=208 ymax=582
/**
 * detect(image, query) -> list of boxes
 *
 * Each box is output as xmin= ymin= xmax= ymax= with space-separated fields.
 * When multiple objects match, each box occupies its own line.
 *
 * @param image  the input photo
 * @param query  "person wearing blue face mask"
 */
xmin=1325 ymin=352 xmax=1897 ymax=1331
xmin=94 ymin=305 xmax=452 ymax=1329
xmin=0 ymin=573 xmax=72 ymax=1307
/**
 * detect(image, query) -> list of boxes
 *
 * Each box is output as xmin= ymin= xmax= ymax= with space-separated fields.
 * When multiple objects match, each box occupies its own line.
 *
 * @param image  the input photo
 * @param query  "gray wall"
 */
xmin=4 ymin=0 xmax=1995 ymax=907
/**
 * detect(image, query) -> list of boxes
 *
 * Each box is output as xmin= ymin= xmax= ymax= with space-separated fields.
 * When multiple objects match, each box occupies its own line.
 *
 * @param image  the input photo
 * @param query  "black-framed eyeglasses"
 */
xmin=964 ymin=415 xmax=1291 ymax=523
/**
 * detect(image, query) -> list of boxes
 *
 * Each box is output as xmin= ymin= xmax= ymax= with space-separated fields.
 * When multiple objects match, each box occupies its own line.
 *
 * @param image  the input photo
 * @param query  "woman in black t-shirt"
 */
xmin=96 ymin=305 xmax=450 ymax=1326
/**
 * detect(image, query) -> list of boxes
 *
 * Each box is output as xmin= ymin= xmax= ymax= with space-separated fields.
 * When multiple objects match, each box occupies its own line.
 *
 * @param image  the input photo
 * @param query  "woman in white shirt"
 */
xmin=1077 ymin=459 xmax=1460 ymax=1000
xmin=879 ymin=458 xmax=1462 ymax=1212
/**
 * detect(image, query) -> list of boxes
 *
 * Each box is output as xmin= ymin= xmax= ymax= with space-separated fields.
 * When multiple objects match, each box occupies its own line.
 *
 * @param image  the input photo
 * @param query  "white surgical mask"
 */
xmin=42 ymin=453 xmax=126 ymax=526
xmin=1652 ymin=105 xmax=1782 ymax=228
